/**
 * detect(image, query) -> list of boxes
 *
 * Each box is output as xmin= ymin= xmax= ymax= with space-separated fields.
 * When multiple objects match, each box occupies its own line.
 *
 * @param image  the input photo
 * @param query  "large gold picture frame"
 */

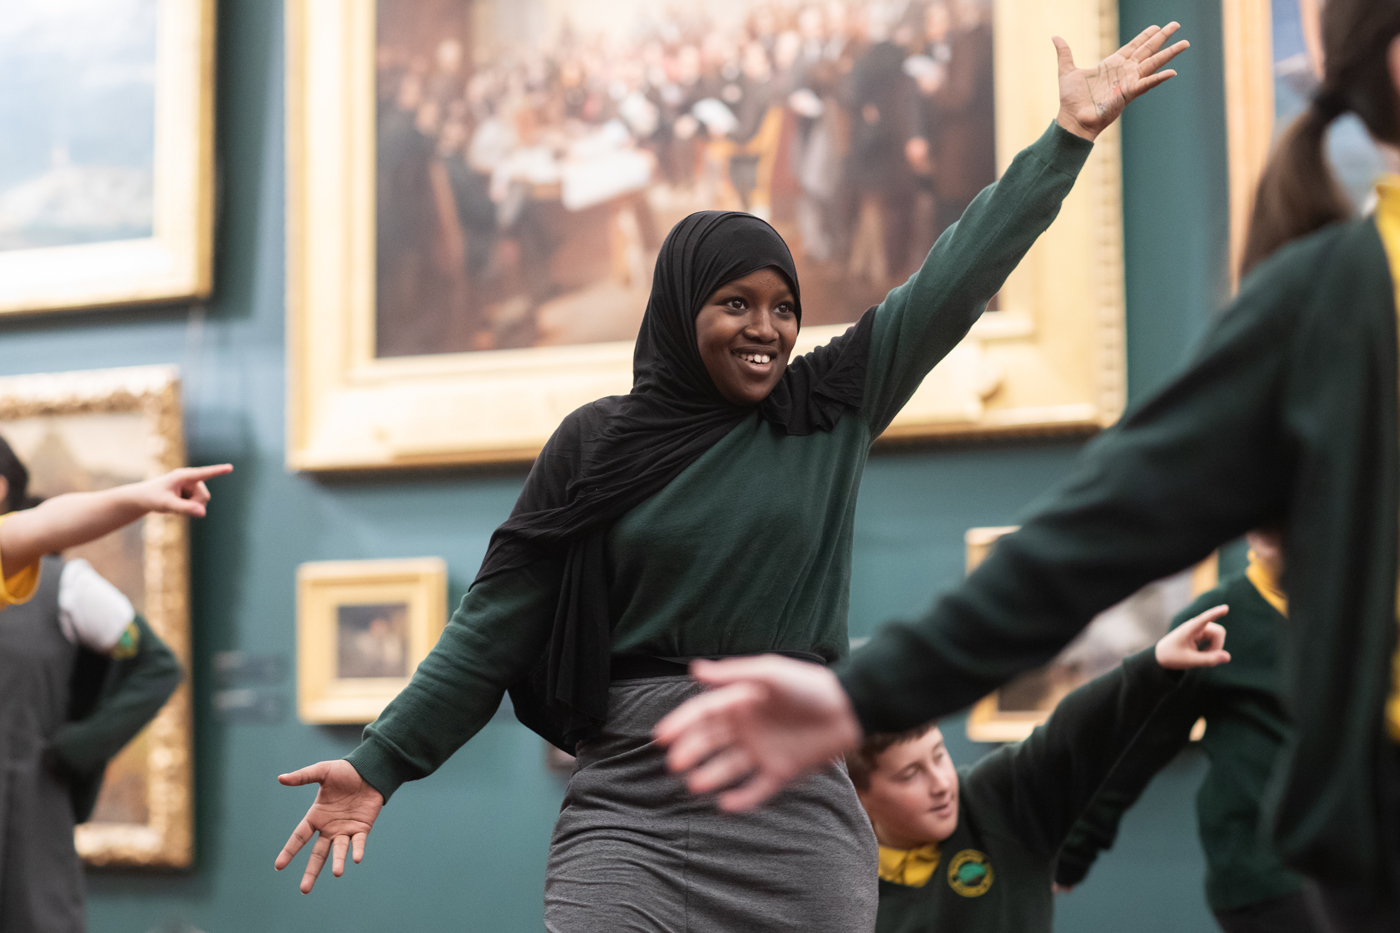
xmin=296 ymin=558 xmax=447 ymax=724
xmin=963 ymin=526 xmax=1217 ymax=743
xmin=0 ymin=366 xmax=192 ymax=867
xmin=0 ymin=0 xmax=216 ymax=316
xmin=286 ymin=0 xmax=1127 ymax=470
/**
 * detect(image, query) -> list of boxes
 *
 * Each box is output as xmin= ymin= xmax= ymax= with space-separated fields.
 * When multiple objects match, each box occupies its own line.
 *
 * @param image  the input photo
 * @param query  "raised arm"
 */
xmin=862 ymin=23 xmax=1189 ymax=432
xmin=0 ymin=464 xmax=232 ymax=577
xmin=978 ymin=607 xmax=1226 ymax=860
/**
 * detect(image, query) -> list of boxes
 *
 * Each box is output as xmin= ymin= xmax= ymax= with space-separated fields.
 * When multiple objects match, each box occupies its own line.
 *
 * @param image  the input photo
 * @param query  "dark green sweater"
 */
xmin=877 ymin=650 xmax=1184 ymax=933
xmin=839 ymin=216 xmax=1400 ymax=896
xmin=1055 ymin=572 xmax=1300 ymax=912
xmin=347 ymin=123 xmax=1095 ymax=801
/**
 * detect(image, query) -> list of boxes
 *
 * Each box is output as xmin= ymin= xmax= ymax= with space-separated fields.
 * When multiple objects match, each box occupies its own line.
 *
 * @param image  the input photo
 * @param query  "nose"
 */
xmin=743 ymin=308 xmax=780 ymax=343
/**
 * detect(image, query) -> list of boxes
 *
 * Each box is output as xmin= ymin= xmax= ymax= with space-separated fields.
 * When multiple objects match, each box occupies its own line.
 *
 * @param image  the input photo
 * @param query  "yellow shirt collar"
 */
xmin=0 ymin=513 xmax=41 ymax=608
xmin=1245 ymin=549 xmax=1288 ymax=618
xmin=878 ymin=842 xmax=941 ymax=887
xmin=1377 ymin=177 xmax=1400 ymax=742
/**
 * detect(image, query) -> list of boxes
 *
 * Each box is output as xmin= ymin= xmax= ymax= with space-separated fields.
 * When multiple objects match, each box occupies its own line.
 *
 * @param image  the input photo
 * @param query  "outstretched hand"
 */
xmin=1156 ymin=604 xmax=1232 ymax=670
xmin=275 ymin=760 xmax=384 ymax=893
xmin=1054 ymin=22 xmax=1190 ymax=141
xmin=653 ymin=655 xmax=862 ymax=812
xmin=133 ymin=464 xmax=233 ymax=519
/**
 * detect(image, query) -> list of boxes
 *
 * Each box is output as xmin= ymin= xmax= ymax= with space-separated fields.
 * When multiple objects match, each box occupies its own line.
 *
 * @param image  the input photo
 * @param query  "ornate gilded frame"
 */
xmin=0 ymin=0 xmax=217 ymax=316
xmin=0 ymin=366 xmax=192 ymax=867
xmin=286 ymin=0 xmax=1126 ymax=470
xmin=962 ymin=526 xmax=1217 ymax=742
xmin=296 ymin=558 xmax=447 ymax=724
xmin=1222 ymin=0 xmax=1275 ymax=284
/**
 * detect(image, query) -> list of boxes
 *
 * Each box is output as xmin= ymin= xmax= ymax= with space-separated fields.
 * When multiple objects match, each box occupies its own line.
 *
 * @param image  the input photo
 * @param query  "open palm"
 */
xmin=1055 ymin=22 xmax=1190 ymax=140
xmin=274 ymin=759 xmax=384 ymax=893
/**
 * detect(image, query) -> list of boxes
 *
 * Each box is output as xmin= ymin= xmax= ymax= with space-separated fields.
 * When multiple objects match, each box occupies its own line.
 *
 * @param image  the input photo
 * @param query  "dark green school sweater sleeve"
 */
xmin=345 ymin=558 xmax=562 ymax=802
xmin=48 ymin=615 xmax=182 ymax=774
xmin=970 ymin=649 xmax=1186 ymax=860
xmin=862 ymin=122 xmax=1093 ymax=434
xmin=837 ymin=238 xmax=1308 ymax=733
xmin=1054 ymin=593 xmax=1221 ymax=885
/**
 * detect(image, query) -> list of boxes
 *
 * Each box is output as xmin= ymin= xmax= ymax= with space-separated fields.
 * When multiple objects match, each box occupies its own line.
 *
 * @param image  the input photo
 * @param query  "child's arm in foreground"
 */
xmin=976 ymin=606 xmax=1230 ymax=858
xmin=0 ymin=464 xmax=233 ymax=575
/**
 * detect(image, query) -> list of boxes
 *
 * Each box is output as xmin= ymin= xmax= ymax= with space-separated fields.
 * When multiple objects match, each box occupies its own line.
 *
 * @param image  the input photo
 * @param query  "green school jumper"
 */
xmin=345 ymin=124 xmax=1095 ymax=802
xmin=1055 ymin=571 xmax=1303 ymax=913
xmin=838 ymin=212 xmax=1400 ymax=896
xmin=876 ymin=650 xmax=1185 ymax=933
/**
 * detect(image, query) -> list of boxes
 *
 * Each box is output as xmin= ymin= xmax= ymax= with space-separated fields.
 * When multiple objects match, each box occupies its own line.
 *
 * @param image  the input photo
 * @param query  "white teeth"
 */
xmin=737 ymin=352 xmax=771 ymax=364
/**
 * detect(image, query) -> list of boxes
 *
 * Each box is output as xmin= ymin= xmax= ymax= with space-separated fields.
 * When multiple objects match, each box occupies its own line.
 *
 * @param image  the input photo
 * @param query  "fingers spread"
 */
xmin=684 ymin=747 xmax=758 ymax=796
xmin=275 ymin=818 xmax=315 ymax=870
xmin=1143 ymin=40 xmax=1190 ymax=75
xmin=332 ymin=835 xmax=349 ymax=878
xmin=663 ymin=709 xmax=738 ymax=774
xmin=654 ymin=683 xmax=760 ymax=747
xmin=1118 ymin=23 xmax=1160 ymax=60
xmin=1051 ymin=35 xmax=1075 ymax=73
xmin=301 ymin=834 xmax=332 ymax=894
xmin=717 ymin=771 xmax=785 ymax=813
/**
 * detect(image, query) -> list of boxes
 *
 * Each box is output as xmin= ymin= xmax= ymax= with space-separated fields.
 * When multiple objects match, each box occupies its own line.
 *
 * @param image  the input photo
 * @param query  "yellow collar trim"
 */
xmin=1245 ymin=550 xmax=1288 ymax=618
xmin=878 ymin=842 xmax=941 ymax=887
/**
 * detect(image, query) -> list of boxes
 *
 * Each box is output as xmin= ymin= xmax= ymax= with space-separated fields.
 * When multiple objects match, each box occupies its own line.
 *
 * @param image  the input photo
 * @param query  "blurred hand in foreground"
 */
xmin=653 ymin=655 xmax=862 ymax=812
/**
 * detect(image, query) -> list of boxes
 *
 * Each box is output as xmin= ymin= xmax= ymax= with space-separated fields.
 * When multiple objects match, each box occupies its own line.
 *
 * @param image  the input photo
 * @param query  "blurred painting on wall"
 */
xmin=962 ymin=526 xmax=1218 ymax=742
xmin=0 ymin=0 xmax=156 ymax=251
xmin=0 ymin=366 xmax=192 ymax=867
xmin=373 ymin=0 xmax=995 ymax=357
xmin=297 ymin=558 xmax=448 ymax=724
xmin=0 ymin=0 xmax=214 ymax=316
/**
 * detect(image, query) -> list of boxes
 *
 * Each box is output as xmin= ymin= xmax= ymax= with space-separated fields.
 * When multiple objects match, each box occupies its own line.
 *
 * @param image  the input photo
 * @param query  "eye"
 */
xmin=775 ymin=301 xmax=795 ymax=316
xmin=725 ymin=296 xmax=748 ymax=311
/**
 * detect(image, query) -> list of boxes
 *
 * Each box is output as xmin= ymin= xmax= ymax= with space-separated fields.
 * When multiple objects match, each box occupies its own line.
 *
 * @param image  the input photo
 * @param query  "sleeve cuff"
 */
xmin=1123 ymin=646 xmax=1183 ymax=685
xmin=1029 ymin=120 xmax=1095 ymax=180
xmin=344 ymin=733 xmax=421 ymax=804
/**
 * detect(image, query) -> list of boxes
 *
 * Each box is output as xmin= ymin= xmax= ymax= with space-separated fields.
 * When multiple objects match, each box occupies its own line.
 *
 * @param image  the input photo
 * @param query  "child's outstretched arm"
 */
xmin=0 ymin=464 xmax=233 ymax=577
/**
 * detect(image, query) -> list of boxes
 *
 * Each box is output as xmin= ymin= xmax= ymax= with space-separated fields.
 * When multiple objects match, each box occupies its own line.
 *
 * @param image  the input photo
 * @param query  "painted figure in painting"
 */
xmin=0 ymin=439 xmax=228 ymax=932
xmin=853 ymin=610 xmax=1230 ymax=933
xmin=371 ymin=0 xmax=998 ymax=357
xmin=1056 ymin=529 xmax=1323 ymax=933
xmin=654 ymin=3 xmax=1400 ymax=930
xmin=277 ymin=22 xmax=1186 ymax=932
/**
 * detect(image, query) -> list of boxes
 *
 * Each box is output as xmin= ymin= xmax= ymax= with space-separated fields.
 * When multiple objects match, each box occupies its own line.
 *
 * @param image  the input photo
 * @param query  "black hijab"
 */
xmin=480 ymin=210 xmax=876 ymax=751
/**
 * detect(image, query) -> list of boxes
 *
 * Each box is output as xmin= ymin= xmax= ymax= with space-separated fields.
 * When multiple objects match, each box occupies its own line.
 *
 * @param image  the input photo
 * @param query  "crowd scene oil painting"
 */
xmin=373 ymin=0 xmax=994 ymax=357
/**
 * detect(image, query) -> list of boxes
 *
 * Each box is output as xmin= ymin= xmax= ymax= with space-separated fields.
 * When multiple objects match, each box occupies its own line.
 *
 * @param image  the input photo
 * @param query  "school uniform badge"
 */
xmin=947 ymin=849 xmax=993 ymax=897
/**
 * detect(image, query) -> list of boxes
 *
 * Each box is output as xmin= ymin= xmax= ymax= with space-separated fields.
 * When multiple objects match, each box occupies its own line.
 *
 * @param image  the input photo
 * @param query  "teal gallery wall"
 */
xmin=0 ymin=0 xmax=1234 ymax=930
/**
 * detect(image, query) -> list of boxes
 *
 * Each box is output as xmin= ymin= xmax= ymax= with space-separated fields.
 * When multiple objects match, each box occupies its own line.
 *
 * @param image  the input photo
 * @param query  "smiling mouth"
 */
xmin=733 ymin=349 xmax=775 ymax=367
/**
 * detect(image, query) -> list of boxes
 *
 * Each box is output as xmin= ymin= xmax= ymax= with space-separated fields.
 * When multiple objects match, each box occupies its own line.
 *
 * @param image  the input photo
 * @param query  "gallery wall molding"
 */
xmin=286 ymin=0 xmax=1126 ymax=470
xmin=0 ymin=365 xmax=193 ymax=868
xmin=0 ymin=0 xmax=217 ymax=317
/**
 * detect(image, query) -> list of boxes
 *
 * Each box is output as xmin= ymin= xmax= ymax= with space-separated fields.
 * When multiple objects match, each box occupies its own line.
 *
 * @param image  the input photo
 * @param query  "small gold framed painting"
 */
xmin=963 ymin=526 xmax=1217 ymax=742
xmin=296 ymin=557 xmax=447 ymax=724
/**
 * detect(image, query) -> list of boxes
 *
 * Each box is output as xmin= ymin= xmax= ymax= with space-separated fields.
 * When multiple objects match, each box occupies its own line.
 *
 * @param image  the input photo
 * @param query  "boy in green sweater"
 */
xmin=848 ymin=607 xmax=1232 ymax=933
xmin=1054 ymin=529 xmax=1318 ymax=933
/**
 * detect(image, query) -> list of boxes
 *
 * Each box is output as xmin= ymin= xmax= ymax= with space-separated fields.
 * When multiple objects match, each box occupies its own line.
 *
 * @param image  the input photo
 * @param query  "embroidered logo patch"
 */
xmin=947 ymin=849 xmax=994 ymax=897
xmin=110 ymin=621 xmax=140 ymax=660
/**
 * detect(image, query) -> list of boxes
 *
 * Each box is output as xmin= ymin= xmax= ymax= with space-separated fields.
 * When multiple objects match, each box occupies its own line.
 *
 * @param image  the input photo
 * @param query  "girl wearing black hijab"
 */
xmin=276 ymin=25 xmax=1186 ymax=931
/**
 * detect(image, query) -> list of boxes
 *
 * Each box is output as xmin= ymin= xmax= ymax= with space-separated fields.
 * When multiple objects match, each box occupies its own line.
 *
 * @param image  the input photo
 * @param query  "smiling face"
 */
xmin=694 ymin=267 xmax=799 ymax=406
xmin=856 ymin=727 xmax=960 ymax=849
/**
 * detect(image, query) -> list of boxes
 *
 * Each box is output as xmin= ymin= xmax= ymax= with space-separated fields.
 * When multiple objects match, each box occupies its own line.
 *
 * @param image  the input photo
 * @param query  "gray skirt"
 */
xmin=544 ymin=675 xmax=878 ymax=933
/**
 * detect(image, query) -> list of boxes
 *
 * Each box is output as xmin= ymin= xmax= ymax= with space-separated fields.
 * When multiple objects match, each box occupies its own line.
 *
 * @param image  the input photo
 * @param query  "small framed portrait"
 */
xmin=296 ymin=558 xmax=448 ymax=724
xmin=963 ymin=526 xmax=1217 ymax=742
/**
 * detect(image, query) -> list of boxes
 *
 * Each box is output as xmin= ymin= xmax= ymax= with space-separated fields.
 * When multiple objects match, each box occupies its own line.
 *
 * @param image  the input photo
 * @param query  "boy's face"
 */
xmin=857 ymin=727 xmax=960 ymax=849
